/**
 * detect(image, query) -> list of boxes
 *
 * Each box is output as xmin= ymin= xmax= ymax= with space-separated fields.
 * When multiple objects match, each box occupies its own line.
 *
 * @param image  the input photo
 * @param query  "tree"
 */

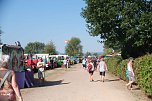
xmin=43 ymin=41 xmax=57 ymax=55
xmin=93 ymin=53 xmax=98 ymax=57
xmin=85 ymin=51 xmax=91 ymax=57
xmin=103 ymin=47 xmax=113 ymax=56
xmin=65 ymin=37 xmax=83 ymax=56
xmin=81 ymin=0 xmax=152 ymax=59
xmin=24 ymin=41 xmax=45 ymax=54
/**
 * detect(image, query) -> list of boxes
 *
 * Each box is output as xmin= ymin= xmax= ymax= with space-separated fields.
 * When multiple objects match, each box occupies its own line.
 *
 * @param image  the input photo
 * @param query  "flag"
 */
xmin=64 ymin=40 xmax=70 ymax=43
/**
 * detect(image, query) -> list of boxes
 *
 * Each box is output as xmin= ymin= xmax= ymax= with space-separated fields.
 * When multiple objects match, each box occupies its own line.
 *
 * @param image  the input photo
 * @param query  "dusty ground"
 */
xmin=21 ymin=64 xmax=151 ymax=101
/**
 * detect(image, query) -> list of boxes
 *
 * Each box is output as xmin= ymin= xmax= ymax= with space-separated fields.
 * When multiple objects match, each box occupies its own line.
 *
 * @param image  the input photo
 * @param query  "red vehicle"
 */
xmin=24 ymin=54 xmax=39 ymax=72
xmin=24 ymin=54 xmax=52 ymax=72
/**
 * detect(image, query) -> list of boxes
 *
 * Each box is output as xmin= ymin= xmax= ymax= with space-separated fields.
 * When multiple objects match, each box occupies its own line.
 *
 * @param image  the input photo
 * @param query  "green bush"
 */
xmin=106 ymin=56 xmax=127 ymax=81
xmin=106 ymin=56 xmax=122 ymax=76
xmin=106 ymin=54 xmax=152 ymax=96
xmin=134 ymin=55 xmax=152 ymax=96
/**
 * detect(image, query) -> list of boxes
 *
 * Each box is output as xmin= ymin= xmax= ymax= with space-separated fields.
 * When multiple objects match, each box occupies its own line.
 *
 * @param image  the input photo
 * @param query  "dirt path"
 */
xmin=21 ymin=64 xmax=150 ymax=101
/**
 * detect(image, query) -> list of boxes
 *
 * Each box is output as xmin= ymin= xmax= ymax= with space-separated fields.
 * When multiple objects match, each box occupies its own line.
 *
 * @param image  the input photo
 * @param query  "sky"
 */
xmin=0 ymin=0 xmax=103 ymax=53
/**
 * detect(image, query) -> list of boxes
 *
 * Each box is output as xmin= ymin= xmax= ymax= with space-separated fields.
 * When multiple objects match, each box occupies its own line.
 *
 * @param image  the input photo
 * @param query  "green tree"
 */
xmin=81 ymin=0 xmax=152 ymax=59
xmin=103 ymin=47 xmax=113 ymax=55
xmin=93 ymin=53 xmax=98 ymax=57
xmin=65 ymin=37 xmax=83 ymax=56
xmin=85 ymin=51 xmax=91 ymax=57
xmin=43 ymin=41 xmax=57 ymax=55
xmin=24 ymin=41 xmax=45 ymax=54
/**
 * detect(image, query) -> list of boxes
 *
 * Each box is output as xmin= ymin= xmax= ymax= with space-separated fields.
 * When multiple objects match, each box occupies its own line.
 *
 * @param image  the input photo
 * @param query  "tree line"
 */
xmin=81 ymin=0 xmax=152 ymax=59
xmin=24 ymin=41 xmax=57 ymax=55
xmin=24 ymin=37 xmax=99 ymax=57
xmin=24 ymin=37 xmax=83 ymax=56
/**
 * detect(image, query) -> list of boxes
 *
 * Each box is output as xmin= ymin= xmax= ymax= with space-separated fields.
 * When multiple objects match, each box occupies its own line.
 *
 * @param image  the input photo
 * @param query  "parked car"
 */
xmin=70 ymin=57 xmax=79 ymax=64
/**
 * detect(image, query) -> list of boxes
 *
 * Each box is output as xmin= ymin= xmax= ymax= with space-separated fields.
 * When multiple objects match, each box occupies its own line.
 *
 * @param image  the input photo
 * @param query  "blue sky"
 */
xmin=0 ymin=0 xmax=103 ymax=53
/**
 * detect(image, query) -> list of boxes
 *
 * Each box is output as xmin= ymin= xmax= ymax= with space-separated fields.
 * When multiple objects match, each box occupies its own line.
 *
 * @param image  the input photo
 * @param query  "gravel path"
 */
xmin=21 ymin=64 xmax=150 ymax=101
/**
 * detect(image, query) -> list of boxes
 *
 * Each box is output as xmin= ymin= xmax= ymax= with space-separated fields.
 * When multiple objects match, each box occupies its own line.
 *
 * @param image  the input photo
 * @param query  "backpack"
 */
xmin=88 ymin=63 xmax=92 ymax=71
xmin=0 ymin=70 xmax=16 ymax=101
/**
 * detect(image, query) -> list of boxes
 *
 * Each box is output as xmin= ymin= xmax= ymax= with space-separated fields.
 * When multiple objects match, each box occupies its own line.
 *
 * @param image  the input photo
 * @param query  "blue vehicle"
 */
xmin=70 ymin=57 xmax=79 ymax=64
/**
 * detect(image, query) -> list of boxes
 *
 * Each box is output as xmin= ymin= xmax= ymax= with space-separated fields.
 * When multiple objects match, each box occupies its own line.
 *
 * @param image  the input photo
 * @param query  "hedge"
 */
xmin=106 ymin=54 xmax=152 ymax=96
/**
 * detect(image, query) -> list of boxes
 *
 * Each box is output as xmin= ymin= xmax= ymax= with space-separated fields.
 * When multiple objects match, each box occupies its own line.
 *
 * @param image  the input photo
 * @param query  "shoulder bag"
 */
xmin=0 ymin=70 xmax=16 ymax=101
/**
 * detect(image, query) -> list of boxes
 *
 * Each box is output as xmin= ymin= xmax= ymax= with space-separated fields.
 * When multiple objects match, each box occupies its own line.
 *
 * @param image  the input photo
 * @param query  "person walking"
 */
xmin=0 ymin=55 xmax=23 ymax=101
xmin=87 ymin=59 xmax=94 ymax=82
xmin=82 ymin=58 xmax=87 ymax=69
xmin=50 ymin=57 xmax=54 ymax=69
xmin=63 ymin=58 xmax=67 ymax=69
xmin=126 ymin=57 xmax=135 ymax=90
xmin=66 ymin=58 xmax=70 ymax=68
xmin=92 ymin=57 xmax=97 ymax=70
xmin=98 ymin=56 xmax=108 ymax=82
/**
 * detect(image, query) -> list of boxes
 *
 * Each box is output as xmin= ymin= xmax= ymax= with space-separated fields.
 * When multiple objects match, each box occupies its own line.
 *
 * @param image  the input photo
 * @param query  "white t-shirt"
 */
xmin=99 ymin=61 xmax=106 ymax=72
xmin=37 ymin=62 xmax=45 ymax=72
xmin=127 ymin=62 xmax=133 ymax=72
xmin=63 ymin=59 xmax=67 ymax=65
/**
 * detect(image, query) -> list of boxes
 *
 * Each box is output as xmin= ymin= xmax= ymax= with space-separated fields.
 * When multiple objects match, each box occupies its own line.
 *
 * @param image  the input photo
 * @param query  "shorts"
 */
xmin=89 ymin=71 xmax=94 ymax=75
xmin=82 ymin=64 xmax=86 ymax=68
xmin=38 ymin=70 xmax=45 ymax=79
xmin=128 ymin=71 xmax=135 ymax=81
xmin=100 ymin=71 xmax=105 ymax=76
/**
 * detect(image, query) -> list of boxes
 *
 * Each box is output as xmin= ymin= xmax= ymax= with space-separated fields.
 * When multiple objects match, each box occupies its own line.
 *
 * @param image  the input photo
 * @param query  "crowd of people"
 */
xmin=0 ymin=54 xmax=135 ymax=101
xmin=82 ymin=56 xmax=108 ymax=82
xmin=82 ymin=56 xmax=135 ymax=90
xmin=36 ymin=57 xmax=71 ymax=86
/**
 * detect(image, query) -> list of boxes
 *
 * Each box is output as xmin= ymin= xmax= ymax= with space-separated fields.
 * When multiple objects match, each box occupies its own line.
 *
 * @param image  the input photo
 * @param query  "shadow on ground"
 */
xmin=106 ymin=78 xmax=120 ymax=82
xmin=43 ymin=79 xmax=71 ymax=87
xmin=94 ymin=78 xmax=120 ymax=82
xmin=25 ymin=78 xmax=70 ymax=88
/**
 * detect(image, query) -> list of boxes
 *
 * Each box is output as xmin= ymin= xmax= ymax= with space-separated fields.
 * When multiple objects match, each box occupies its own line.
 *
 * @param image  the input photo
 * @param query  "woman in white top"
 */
xmin=126 ymin=57 xmax=135 ymax=90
